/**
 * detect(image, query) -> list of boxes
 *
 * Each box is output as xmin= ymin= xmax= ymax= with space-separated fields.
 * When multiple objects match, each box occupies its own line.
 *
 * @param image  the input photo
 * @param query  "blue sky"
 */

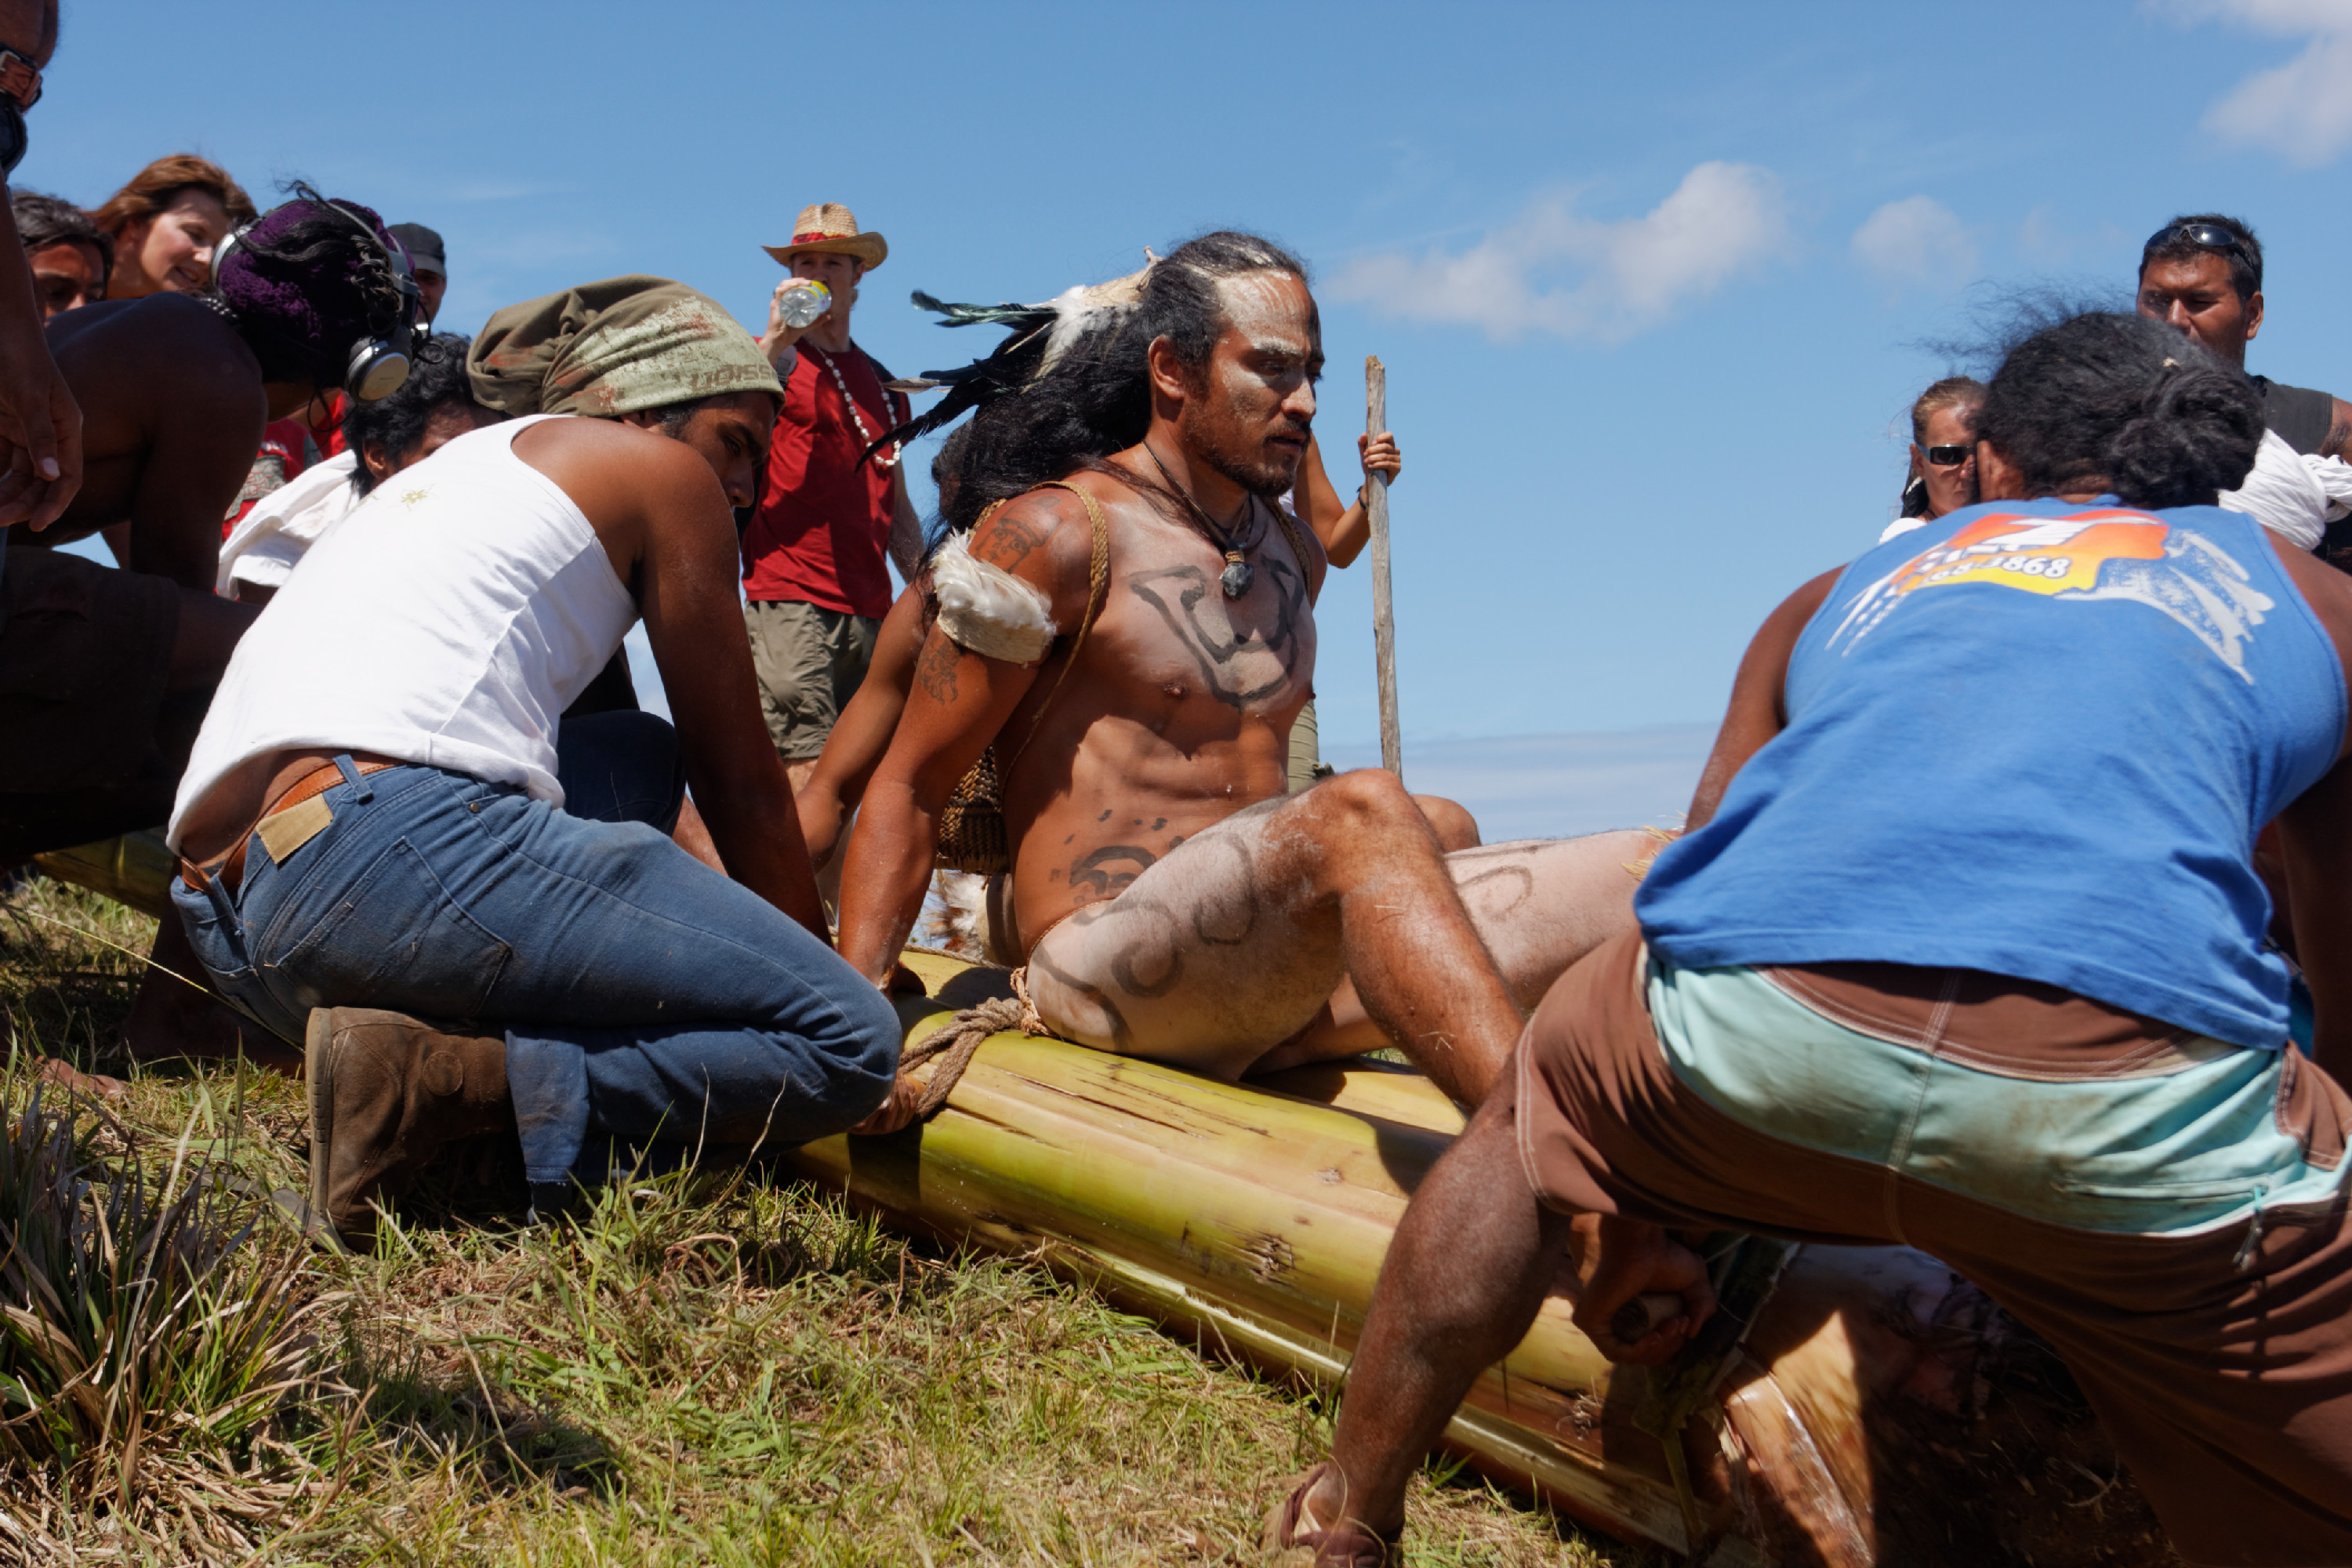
xmin=31 ymin=0 xmax=2352 ymax=779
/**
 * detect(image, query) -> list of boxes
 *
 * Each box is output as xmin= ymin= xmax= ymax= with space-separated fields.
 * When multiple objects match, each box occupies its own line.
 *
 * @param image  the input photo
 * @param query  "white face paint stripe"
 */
xmin=1214 ymin=272 xmax=1312 ymax=351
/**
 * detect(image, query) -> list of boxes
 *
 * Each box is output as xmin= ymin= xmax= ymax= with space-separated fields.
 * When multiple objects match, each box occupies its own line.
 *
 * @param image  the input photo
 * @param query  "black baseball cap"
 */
xmin=387 ymin=222 xmax=445 ymax=278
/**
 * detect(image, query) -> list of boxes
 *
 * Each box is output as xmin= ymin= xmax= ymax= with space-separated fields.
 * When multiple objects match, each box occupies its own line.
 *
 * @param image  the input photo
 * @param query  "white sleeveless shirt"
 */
xmin=169 ymin=415 xmax=637 ymax=848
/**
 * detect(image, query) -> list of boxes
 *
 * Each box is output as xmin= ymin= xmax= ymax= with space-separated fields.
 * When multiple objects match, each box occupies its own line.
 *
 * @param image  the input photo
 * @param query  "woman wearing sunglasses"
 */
xmin=1882 ymin=375 xmax=1984 ymax=542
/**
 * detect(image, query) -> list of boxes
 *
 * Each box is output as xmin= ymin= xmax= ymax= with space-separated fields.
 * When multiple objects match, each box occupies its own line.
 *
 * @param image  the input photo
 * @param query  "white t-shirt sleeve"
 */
xmin=217 ymin=450 xmax=363 ymax=594
xmin=2219 ymin=428 xmax=2344 ymax=553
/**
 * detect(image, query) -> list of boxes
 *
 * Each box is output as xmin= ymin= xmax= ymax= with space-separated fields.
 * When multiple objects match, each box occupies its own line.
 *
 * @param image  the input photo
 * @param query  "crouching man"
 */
xmin=1265 ymin=314 xmax=2352 ymax=1566
xmin=168 ymin=277 xmax=901 ymax=1246
xmin=836 ymin=232 xmax=1655 ymax=1123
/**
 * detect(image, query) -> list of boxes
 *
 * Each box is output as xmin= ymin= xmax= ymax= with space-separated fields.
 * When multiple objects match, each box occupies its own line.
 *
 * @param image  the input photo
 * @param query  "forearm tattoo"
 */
xmin=916 ymin=630 xmax=960 ymax=703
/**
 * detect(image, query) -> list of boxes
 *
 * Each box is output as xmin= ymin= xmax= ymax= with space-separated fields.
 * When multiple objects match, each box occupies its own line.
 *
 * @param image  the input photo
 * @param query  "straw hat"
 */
xmin=762 ymin=202 xmax=887 ymax=271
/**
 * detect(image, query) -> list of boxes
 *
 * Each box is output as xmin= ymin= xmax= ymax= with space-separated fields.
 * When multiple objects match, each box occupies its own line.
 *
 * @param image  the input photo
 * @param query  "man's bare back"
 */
xmin=28 ymin=295 xmax=273 ymax=587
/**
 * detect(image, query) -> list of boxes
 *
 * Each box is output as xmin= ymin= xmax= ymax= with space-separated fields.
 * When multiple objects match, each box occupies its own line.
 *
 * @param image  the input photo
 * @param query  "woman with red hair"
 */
xmin=89 ymin=152 xmax=254 ymax=299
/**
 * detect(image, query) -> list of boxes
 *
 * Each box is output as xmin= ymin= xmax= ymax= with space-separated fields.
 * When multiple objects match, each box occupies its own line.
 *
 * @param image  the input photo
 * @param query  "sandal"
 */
xmin=1262 ymin=1462 xmax=1400 ymax=1566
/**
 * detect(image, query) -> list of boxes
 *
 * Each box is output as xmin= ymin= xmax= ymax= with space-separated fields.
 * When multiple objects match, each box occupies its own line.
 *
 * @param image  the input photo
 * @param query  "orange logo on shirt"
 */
xmin=1889 ymin=510 xmax=2169 ymax=599
xmin=1830 ymin=506 xmax=2277 ymax=681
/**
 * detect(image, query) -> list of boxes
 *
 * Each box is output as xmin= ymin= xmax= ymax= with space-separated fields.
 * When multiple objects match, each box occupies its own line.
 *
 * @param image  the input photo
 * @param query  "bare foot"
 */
xmin=123 ymin=918 xmax=299 ymax=1074
xmin=37 ymin=1057 xmax=126 ymax=1102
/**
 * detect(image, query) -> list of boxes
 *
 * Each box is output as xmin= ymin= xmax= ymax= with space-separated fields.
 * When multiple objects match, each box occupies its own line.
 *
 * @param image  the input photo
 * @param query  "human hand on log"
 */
xmin=1568 ymin=1213 xmax=1715 ymax=1365
xmin=1356 ymin=430 xmax=1401 ymax=492
xmin=848 ymin=1073 xmax=927 ymax=1137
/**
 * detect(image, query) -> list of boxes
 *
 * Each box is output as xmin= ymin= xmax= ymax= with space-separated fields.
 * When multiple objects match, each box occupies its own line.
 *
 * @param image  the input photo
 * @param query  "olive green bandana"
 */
xmin=467 ymin=274 xmax=782 ymax=417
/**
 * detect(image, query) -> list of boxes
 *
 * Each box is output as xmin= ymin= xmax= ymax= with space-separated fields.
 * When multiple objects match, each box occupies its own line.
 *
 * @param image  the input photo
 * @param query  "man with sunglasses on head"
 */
xmin=2138 ymin=214 xmax=2352 ymax=562
xmin=0 ymin=0 xmax=80 ymax=535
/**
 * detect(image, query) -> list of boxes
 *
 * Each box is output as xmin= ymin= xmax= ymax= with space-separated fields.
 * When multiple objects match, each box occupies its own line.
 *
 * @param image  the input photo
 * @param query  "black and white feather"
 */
xmin=865 ymin=259 xmax=1155 ymax=461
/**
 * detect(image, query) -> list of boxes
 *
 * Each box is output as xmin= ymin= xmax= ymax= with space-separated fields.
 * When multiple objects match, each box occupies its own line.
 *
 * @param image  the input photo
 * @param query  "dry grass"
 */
xmin=0 ymin=876 xmax=1641 ymax=1566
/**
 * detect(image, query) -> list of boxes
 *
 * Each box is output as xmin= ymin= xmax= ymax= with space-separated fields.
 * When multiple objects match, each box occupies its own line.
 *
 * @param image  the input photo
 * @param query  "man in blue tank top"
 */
xmin=1265 ymin=314 xmax=2352 ymax=1568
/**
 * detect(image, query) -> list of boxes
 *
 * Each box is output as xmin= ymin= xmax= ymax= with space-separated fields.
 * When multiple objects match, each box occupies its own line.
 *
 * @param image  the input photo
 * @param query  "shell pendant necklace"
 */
xmin=804 ymin=341 xmax=901 ymax=470
xmin=1146 ymin=444 xmax=1258 ymax=598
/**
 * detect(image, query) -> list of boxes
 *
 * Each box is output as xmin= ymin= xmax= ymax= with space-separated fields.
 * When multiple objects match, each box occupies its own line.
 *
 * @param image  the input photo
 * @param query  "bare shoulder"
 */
xmin=510 ymin=417 xmax=728 ymax=572
xmin=514 ymin=415 xmax=709 ymax=491
xmin=965 ymin=478 xmax=1105 ymax=614
xmin=2273 ymin=535 xmax=2352 ymax=681
xmin=1276 ymin=493 xmax=1330 ymax=596
xmin=53 ymin=296 xmax=255 ymax=387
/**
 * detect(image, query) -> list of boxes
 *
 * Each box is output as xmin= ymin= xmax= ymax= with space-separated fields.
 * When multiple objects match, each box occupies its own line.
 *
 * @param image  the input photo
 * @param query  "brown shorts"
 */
xmin=1516 ymin=931 xmax=2352 ymax=1568
xmin=0 ymin=546 xmax=180 ymax=796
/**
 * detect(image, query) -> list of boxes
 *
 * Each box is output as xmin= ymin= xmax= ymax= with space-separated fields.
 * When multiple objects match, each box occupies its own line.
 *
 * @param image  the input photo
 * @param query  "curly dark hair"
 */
xmin=935 ymin=230 xmax=1309 ymax=532
xmin=340 ymin=334 xmax=485 ymax=494
xmin=1976 ymin=311 xmax=2261 ymax=509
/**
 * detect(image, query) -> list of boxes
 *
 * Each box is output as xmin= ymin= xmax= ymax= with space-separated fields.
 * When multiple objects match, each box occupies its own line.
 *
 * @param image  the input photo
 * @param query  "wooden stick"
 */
xmin=1365 ymin=357 xmax=1403 ymax=782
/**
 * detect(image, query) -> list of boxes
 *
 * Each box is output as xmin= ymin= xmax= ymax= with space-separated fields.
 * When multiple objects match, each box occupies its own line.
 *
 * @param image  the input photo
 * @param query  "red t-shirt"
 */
xmin=739 ymin=342 xmax=907 ymax=618
xmin=305 ymin=391 xmax=348 ymax=458
xmin=223 ymin=418 xmax=311 ymax=538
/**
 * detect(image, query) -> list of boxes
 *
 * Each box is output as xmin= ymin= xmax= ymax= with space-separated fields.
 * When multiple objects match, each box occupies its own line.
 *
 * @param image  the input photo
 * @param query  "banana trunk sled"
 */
xmin=36 ymin=838 xmax=2179 ymax=1566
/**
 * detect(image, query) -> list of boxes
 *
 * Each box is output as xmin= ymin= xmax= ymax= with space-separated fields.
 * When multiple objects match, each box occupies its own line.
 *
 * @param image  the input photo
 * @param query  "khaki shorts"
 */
xmin=1286 ymin=695 xmax=1325 ymax=794
xmin=1519 ymin=931 xmax=2352 ymax=1568
xmin=743 ymin=599 xmax=879 ymax=762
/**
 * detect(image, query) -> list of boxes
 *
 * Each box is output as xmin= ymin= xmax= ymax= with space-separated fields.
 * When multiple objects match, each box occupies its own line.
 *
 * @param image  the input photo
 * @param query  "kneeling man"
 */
xmin=1267 ymin=314 xmax=2352 ymax=1566
xmin=169 ymin=278 xmax=901 ymax=1244
xmin=836 ymin=232 xmax=1653 ymax=1120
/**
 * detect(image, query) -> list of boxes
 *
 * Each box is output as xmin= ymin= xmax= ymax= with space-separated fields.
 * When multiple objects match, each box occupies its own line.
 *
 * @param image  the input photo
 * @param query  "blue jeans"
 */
xmin=172 ymin=712 xmax=900 ymax=1184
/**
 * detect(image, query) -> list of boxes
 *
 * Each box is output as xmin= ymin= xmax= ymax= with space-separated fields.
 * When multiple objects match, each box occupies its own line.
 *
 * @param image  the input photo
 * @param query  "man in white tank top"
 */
xmin=167 ymin=278 xmax=902 ymax=1246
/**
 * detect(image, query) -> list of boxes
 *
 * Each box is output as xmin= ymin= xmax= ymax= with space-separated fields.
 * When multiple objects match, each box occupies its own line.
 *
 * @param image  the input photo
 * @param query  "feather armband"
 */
xmin=931 ymin=533 xmax=1058 ymax=665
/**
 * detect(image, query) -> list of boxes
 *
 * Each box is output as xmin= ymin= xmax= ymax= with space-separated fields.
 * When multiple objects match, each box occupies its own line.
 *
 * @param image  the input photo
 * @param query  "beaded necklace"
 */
xmin=1146 ymin=442 xmax=1262 ymax=598
xmin=803 ymin=342 xmax=901 ymax=471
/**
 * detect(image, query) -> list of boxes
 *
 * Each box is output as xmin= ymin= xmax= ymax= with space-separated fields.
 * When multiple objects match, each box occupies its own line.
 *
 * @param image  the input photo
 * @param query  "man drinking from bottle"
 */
xmin=739 ymin=202 xmax=924 ymax=789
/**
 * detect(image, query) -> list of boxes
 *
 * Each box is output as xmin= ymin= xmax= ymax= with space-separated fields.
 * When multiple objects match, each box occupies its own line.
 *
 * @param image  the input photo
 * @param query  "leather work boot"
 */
xmin=306 ymin=1007 xmax=513 ymax=1248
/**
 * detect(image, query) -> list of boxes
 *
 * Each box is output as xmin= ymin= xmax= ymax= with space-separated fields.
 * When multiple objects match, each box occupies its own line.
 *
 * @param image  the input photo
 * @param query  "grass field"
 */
xmin=0 ymin=875 xmax=1641 ymax=1566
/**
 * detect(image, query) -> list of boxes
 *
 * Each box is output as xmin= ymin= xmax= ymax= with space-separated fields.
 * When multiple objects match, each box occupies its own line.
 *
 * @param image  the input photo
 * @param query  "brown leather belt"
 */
xmin=179 ymin=757 xmax=397 ymax=898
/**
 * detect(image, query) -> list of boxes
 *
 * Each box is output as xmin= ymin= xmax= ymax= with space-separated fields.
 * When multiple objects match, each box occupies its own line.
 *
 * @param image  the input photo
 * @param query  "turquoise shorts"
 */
xmin=1650 ymin=957 xmax=2343 ymax=1236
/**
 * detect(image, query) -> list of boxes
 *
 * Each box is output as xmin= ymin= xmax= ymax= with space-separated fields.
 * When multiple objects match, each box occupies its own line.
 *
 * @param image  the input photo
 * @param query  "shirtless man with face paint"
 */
xmin=836 ymin=231 xmax=1654 ymax=1127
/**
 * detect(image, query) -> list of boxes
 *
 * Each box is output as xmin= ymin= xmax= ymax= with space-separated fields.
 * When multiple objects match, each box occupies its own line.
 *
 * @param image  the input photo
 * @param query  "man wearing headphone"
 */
xmin=2 ymin=188 xmax=421 ymax=1065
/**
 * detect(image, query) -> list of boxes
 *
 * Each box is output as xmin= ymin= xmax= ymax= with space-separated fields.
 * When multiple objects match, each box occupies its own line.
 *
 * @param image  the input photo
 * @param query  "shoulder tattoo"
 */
xmin=975 ymin=505 xmax=1052 ymax=572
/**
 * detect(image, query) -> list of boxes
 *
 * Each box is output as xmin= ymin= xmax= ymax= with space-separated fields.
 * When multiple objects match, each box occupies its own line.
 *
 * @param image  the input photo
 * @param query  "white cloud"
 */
xmin=2165 ymin=0 xmax=2352 ymax=164
xmin=1850 ymin=197 xmax=1978 ymax=291
xmin=1327 ymin=162 xmax=1789 ymax=343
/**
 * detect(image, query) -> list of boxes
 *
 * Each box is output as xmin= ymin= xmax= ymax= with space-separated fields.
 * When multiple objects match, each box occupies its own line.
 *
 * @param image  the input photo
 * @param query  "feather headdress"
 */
xmin=866 ymin=255 xmax=1156 ymax=460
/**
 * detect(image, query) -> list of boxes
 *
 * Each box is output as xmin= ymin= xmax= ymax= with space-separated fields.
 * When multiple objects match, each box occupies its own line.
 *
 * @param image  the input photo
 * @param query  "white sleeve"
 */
xmin=217 ymin=451 xmax=364 ymax=593
xmin=225 ymin=533 xmax=307 ymax=593
xmin=2219 ymin=429 xmax=2328 ymax=552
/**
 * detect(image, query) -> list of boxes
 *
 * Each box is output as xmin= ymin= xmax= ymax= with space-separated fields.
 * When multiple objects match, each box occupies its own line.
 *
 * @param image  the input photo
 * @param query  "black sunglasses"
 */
xmin=1923 ymin=444 xmax=1972 ymax=466
xmin=2145 ymin=222 xmax=2251 ymax=264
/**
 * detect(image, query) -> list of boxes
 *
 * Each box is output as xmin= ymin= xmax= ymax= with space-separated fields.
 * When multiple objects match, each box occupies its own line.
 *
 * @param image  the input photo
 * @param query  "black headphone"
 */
xmin=0 ymin=98 xmax=26 ymax=177
xmin=213 ymin=194 xmax=423 ymax=402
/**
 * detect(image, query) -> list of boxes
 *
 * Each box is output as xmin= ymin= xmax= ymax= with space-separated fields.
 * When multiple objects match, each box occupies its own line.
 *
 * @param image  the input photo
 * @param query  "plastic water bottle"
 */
xmin=775 ymin=280 xmax=832 ymax=329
